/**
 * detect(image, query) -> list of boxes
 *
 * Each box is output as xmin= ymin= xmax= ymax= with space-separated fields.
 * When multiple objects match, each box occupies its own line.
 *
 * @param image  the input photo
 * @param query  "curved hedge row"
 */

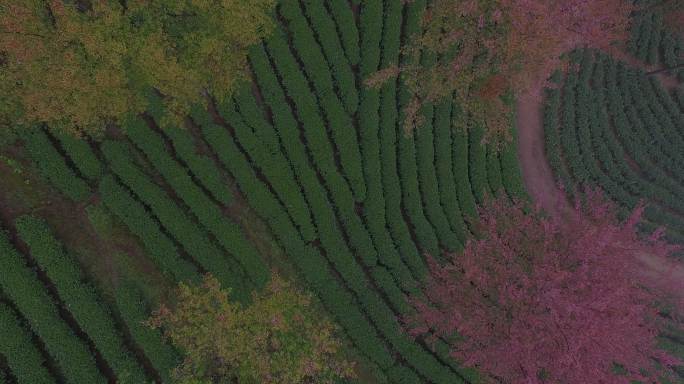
xmin=626 ymin=73 xmax=684 ymax=171
xmin=499 ymin=119 xmax=528 ymax=200
xmin=277 ymin=3 xmax=366 ymax=201
xmin=629 ymin=6 xmax=683 ymax=80
xmin=261 ymin=29 xmax=386 ymax=269
xmin=451 ymin=105 xmax=479 ymax=219
xmin=324 ymin=0 xmax=360 ymax=66
xmin=619 ymin=68 xmax=684 ymax=188
xmin=301 ymin=0 xmax=359 ymax=114
xmin=114 ymin=282 xmax=180 ymax=384
xmin=543 ymin=87 xmax=574 ymax=195
xmin=544 ymin=49 xmax=684 ymax=244
xmin=395 ymin=0 xmax=441 ymax=258
xmin=415 ymin=103 xmax=463 ymax=251
xmin=217 ymin=99 xmax=317 ymax=242
xmin=53 ymin=130 xmax=103 ymax=182
xmin=434 ymin=98 xmax=470 ymax=242
xmin=0 ymin=229 xmax=105 ymax=384
xmin=19 ymin=127 xmax=90 ymax=201
xmin=486 ymin=144 xmax=504 ymax=196
xmin=98 ymin=175 xmax=200 ymax=283
xmin=303 ymin=0 xmax=422 ymax=292
xmin=124 ymin=116 xmax=269 ymax=289
xmin=468 ymin=123 xmax=490 ymax=204
xmin=14 ymin=215 xmax=149 ymax=383
xmin=100 ymin=140 xmax=250 ymax=300
xmin=591 ymin=57 xmax=684 ymax=235
xmin=145 ymin=91 xmax=233 ymax=207
xmin=0 ymin=303 xmax=55 ymax=384
xmin=375 ymin=0 xmax=427 ymax=279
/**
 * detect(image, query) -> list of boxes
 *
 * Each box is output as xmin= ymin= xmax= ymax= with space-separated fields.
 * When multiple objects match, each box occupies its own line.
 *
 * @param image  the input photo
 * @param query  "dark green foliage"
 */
xmin=0 ymin=229 xmax=105 ymax=384
xmin=375 ymin=0 xmax=427 ymax=278
xmin=542 ymin=87 xmax=574 ymax=196
xmin=393 ymin=1 xmax=441 ymax=258
xmin=433 ymin=98 xmax=468 ymax=241
xmin=451 ymin=105 xmax=479 ymax=220
xmin=415 ymin=104 xmax=463 ymax=251
xmin=544 ymin=49 xmax=684 ymax=246
xmin=499 ymin=132 xmax=527 ymax=199
xmin=217 ymin=98 xmax=317 ymax=242
xmin=52 ymin=131 xmax=103 ymax=181
xmin=325 ymin=0 xmax=360 ymax=65
xmin=124 ymin=116 xmax=270 ymax=289
xmin=100 ymin=140 xmax=250 ymax=300
xmin=628 ymin=6 xmax=683 ymax=80
xmin=114 ymin=283 xmax=181 ymax=384
xmin=301 ymin=0 xmax=359 ymax=114
xmin=0 ymin=303 xmax=55 ymax=384
xmin=98 ymin=176 xmax=200 ymax=283
xmin=14 ymin=215 xmax=148 ymax=383
xmin=485 ymin=144 xmax=503 ymax=196
xmin=146 ymin=91 xmax=232 ymax=206
xmin=276 ymin=4 xmax=366 ymax=200
xmin=468 ymin=123 xmax=489 ymax=204
xmin=19 ymin=127 xmax=90 ymax=201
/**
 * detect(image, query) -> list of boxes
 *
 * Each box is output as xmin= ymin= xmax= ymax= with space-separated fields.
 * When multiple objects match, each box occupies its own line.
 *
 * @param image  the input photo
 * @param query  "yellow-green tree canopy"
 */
xmin=0 ymin=0 xmax=275 ymax=136
xmin=148 ymin=274 xmax=356 ymax=384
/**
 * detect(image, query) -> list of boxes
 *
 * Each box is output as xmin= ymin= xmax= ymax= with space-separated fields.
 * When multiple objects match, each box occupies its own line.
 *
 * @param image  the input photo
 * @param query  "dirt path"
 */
xmin=516 ymin=88 xmax=570 ymax=218
xmin=515 ymin=73 xmax=684 ymax=304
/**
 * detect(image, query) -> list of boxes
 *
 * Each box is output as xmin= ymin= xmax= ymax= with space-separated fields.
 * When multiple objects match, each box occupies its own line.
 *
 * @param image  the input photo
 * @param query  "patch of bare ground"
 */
xmin=0 ymin=153 xmax=169 ymax=298
xmin=183 ymin=118 xmax=296 ymax=279
xmin=516 ymin=87 xmax=571 ymax=218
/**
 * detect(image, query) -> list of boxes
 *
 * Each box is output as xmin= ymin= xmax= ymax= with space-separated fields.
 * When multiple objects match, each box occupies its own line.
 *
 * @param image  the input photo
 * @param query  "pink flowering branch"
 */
xmin=406 ymin=191 xmax=683 ymax=383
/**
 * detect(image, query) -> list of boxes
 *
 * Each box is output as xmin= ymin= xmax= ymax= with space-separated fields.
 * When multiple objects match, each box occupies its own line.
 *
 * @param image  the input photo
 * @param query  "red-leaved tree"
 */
xmin=407 ymin=192 xmax=684 ymax=383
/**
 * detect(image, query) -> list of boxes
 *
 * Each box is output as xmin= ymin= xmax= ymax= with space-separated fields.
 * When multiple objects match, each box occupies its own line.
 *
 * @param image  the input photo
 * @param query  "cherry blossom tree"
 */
xmin=368 ymin=0 xmax=633 ymax=140
xmin=407 ymin=192 xmax=684 ymax=383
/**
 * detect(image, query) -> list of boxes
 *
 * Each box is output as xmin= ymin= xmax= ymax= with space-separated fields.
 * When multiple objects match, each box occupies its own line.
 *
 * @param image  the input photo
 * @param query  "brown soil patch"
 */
xmin=0 ymin=155 xmax=167 ymax=296
xmin=516 ymin=88 xmax=571 ymax=218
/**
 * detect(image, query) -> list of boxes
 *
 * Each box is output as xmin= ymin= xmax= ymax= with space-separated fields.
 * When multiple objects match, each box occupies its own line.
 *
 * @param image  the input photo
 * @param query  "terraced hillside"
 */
xmin=0 ymin=0 xmax=527 ymax=383
xmin=543 ymin=48 xmax=684 ymax=248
